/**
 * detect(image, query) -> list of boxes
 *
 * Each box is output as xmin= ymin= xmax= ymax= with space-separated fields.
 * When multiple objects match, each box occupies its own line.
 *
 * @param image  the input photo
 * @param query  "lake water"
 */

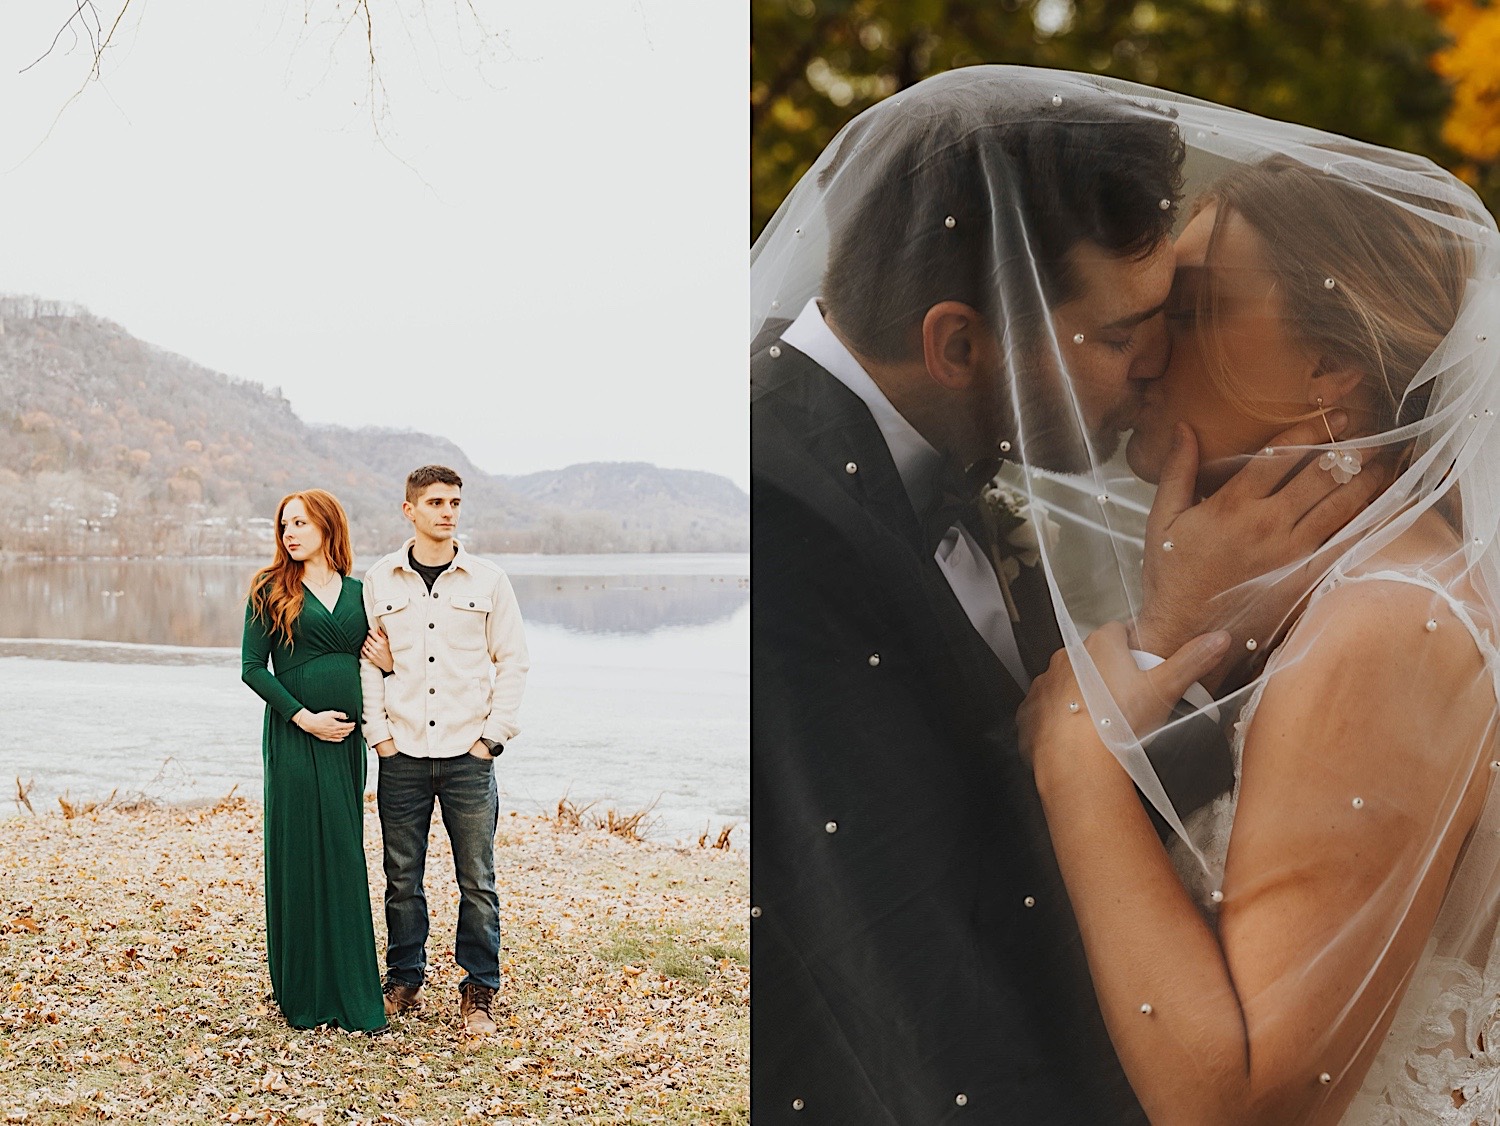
xmin=0 ymin=554 xmax=749 ymax=844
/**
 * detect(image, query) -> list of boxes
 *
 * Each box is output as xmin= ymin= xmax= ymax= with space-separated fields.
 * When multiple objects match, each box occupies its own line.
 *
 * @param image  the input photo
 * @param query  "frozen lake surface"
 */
xmin=0 ymin=554 xmax=749 ymax=844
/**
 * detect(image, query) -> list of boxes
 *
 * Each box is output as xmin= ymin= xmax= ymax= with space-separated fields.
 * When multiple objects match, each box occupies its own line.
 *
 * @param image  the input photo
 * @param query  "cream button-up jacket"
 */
xmin=360 ymin=539 xmax=529 ymax=758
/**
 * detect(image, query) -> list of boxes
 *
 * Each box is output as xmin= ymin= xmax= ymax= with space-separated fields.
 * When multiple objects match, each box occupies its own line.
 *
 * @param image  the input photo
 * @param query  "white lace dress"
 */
xmin=1167 ymin=568 xmax=1500 ymax=1124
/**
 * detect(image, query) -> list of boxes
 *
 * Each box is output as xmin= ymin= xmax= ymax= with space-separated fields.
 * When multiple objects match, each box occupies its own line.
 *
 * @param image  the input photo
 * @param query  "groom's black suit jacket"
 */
xmin=752 ymin=335 xmax=1165 ymax=1125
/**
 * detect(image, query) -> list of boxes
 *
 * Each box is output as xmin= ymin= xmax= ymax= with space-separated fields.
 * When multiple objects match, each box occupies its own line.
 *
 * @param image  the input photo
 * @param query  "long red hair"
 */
xmin=247 ymin=489 xmax=354 ymax=646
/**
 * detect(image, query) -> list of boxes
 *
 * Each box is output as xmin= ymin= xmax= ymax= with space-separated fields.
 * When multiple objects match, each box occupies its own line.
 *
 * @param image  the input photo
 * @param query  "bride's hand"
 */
xmin=1018 ymin=622 xmax=1229 ymax=772
xmin=1134 ymin=417 xmax=1386 ymax=691
xmin=361 ymin=628 xmax=393 ymax=673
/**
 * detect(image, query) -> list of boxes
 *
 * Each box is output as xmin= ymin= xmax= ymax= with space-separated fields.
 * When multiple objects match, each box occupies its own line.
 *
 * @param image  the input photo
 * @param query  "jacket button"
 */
xmin=429 ymin=720 xmax=435 ymax=727
xmin=428 ymin=656 xmax=435 ymax=663
xmin=868 ymin=653 xmax=880 ymax=667
xmin=429 ymin=688 xmax=435 ymax=695
xmin=469 ymin=601 xmax=475 ymax=607
xmin=386 ymin=604 xmax=392 ymax=611
xmin=428 ymin=622 xmax=435 ymax=629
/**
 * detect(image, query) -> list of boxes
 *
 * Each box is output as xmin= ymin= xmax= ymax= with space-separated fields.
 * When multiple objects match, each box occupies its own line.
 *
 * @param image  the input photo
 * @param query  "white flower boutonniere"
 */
xmin=980 ymin=480 xmax=1062 ymax=582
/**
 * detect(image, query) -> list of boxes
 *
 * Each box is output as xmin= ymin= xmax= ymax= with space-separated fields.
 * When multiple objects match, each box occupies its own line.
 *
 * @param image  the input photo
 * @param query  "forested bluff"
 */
xmin=0 ymin=298 xmax=747 ymax=557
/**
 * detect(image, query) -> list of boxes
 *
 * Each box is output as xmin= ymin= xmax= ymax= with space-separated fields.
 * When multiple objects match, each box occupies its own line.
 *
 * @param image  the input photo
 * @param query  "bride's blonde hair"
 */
xmin=1194 ymin=154 xmax=1469 ymax=432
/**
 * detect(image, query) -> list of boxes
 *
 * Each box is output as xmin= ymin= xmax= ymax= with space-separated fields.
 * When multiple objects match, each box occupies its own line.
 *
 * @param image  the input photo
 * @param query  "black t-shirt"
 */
xmin=408 ymin=545 xmax=453 ymax=593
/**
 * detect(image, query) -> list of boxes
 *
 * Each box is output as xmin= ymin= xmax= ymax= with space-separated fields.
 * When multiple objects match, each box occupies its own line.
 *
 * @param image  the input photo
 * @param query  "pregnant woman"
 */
xmin=241 ymin=488 xmax=387 ymax=1032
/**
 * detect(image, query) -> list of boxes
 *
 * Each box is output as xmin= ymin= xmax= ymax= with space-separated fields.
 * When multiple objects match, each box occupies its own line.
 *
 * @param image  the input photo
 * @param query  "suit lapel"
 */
xmin=755 ymin=342 xmax=925 ymax=554
xmin=754 ymin=341 xmax=1028 ymax=716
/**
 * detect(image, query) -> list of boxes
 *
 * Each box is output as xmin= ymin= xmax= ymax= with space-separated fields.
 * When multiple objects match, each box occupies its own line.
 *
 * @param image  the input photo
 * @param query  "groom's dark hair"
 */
xmin=818 ymin=76 xmax=1185 ymax=363
xmin=405 ymin=464 xmax=463 ymax=503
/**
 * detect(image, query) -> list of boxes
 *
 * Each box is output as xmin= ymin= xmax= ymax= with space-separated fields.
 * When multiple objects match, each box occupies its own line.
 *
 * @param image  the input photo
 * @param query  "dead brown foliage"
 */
xmin=698 ymin=823 xmax=739 ymax=850
xmin=598 ymin=801 xmax=658 ymax=843
xmin=55 ymin=789 xmax=116 ymax=820
xmin=555 ymin=796 xmax=668 ymax=845
xmin=0 ymin=801 xmax=748 ymax=1123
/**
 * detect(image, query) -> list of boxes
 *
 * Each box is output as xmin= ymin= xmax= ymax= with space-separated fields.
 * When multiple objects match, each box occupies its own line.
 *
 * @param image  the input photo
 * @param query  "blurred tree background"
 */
xmin=751 ymin=0 xmax=1500 ymax=240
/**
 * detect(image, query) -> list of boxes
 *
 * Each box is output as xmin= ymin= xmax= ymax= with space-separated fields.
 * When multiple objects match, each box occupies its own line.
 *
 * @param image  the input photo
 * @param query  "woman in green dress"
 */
xmin=240 ymin=488 xmax=387 ymax=1032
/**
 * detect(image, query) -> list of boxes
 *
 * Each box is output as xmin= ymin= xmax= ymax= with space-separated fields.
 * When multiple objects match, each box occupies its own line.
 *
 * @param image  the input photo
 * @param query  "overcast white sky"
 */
xmin=0 ymin=2 xmax=746 ymax=487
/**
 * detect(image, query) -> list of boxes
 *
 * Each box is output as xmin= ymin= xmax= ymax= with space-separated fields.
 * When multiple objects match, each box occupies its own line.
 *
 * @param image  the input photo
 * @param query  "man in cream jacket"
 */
xmin=360 ymin=464 xmax=529 ymax=1035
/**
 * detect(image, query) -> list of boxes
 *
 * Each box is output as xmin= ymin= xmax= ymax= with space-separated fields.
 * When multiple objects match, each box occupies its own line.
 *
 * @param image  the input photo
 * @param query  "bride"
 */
xmin=1019 ymin=134 xmax=1500 ymax=1119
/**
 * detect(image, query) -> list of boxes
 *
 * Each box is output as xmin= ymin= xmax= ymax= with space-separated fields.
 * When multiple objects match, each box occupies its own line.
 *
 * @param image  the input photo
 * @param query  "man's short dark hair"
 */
xmin=818 ymin=75 xmax=1186 ymax=362
xmin=405 ymin=464 xmax=463 ymax=504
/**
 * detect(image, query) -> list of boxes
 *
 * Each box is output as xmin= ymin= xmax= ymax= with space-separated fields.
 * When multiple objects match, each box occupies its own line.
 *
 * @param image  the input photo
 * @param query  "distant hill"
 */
xmin=0 ymin=297 xmax=747 ymax=556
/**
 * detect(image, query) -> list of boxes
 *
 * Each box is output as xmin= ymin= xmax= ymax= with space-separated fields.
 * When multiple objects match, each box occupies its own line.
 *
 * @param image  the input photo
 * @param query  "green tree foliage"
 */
xmin=751 ymin=0 xmax=1464 ymax=240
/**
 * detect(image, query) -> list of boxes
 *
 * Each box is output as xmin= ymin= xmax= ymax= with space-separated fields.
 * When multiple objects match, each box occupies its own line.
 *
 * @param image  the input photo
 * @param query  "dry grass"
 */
xmin=597 ymin=803 xmax=656 ymax=844
xmin=550 ymin=796 xmax=721 ymax=848
xmin=697 ymin=825 xmax=738 ymax=852
xmin=0 ymin=799 xmax=748 ymax=1123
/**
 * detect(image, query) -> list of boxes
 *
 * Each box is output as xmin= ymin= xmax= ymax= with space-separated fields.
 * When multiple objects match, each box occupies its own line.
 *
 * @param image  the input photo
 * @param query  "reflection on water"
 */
xmin=0 ymin=556 xmax=750 ymax=646
xmin=0 ymin=614 xmax=749 ymax=843
xmin=512 ymin=575 xmax=746 ymax=635
xmin=0 ymin=554 xmax=749 ymax=841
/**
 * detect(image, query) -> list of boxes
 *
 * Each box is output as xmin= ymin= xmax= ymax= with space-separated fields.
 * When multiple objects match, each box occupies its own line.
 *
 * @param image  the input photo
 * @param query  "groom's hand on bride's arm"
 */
xmin=1134 ymin=417 xmax=1387 ymax=692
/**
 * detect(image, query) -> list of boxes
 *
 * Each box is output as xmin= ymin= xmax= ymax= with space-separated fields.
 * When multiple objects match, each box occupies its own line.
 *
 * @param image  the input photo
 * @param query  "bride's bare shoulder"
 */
xmin=1325 ymin=512 xmax=1493 ymax=640
xmin=1266 ymin=514 xmax=1495 ymax=737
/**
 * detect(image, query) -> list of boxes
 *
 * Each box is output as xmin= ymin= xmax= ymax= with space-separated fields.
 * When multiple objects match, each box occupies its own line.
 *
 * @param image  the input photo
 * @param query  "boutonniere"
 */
xmin=978 ymin=479 xmax=1062 ymax=621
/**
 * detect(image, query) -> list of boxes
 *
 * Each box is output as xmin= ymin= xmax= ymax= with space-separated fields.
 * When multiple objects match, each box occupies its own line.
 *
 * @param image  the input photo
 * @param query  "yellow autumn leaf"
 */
xmin=1432 ymin=0 xmax=1500 ymax=163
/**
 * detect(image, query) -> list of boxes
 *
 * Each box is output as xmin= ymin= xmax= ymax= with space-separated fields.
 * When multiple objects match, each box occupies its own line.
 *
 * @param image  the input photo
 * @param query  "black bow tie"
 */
xmin=922 ymin=456 xmax=1002 ymax=555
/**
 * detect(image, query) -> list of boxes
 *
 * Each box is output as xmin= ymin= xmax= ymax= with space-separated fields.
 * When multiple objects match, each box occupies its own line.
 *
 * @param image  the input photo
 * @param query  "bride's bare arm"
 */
xmin=1020 ymin=581 xmax=1493 ymax=1125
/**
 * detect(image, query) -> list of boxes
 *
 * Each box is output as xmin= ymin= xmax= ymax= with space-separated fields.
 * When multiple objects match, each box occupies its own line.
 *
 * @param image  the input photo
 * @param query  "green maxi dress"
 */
xmin=240 ymin=577 xmax=386 ymax=1032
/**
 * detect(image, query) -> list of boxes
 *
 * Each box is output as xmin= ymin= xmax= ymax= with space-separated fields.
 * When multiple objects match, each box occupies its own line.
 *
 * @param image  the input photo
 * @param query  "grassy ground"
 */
xmin=0 ymin=796 xmax=748 ymax=1124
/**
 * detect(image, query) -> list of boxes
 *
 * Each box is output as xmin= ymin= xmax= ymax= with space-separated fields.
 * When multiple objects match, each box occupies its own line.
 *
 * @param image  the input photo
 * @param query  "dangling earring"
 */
xmin=1315 ymin=396 xmax=1362 ymax=484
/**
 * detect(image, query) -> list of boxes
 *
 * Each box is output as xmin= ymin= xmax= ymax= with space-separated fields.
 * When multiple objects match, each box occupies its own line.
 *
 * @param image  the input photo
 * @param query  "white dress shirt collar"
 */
xmin=781 ymin=298 xmax=945 ymax=514
xmin=774 ymin=299 xmax=1202 ymax=703
xmin=780 ymin=298 xmax=1032 ymax=690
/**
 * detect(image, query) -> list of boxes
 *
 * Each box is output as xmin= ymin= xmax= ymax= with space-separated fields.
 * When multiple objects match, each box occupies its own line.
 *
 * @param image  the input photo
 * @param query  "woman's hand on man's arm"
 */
xmin=361 ymin=628 xmax=394 ymax=674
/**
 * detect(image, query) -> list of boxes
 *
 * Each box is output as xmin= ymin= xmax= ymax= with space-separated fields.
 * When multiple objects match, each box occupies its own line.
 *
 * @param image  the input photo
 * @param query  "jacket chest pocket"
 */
xmin=449 ymin=594 xmax=492 ymax=650
xmin=373 ymin=593 xmax=416 ymax=649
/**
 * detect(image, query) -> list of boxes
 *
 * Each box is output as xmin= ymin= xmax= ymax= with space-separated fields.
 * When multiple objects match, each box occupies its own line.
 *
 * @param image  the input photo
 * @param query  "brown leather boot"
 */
xmin=459 ymin=983 xmax=499 ymax=1035
xmin=382 ymin=981 xmax=423 ymax=1017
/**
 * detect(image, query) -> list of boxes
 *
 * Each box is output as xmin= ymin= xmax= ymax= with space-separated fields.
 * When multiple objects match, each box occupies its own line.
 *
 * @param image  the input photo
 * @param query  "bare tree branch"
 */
xmin=23 ymin=0 xmax=133 ymax=80
xmin=22 ymin=0 xmax=509 ymax=174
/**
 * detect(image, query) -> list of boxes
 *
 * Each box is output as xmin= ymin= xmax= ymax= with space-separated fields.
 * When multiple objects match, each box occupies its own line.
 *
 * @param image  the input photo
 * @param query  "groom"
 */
xmin=360 ymin=464 xmax=529 ymax=1035
xmin=752 ymin=77 xmax=1383 ymax=1123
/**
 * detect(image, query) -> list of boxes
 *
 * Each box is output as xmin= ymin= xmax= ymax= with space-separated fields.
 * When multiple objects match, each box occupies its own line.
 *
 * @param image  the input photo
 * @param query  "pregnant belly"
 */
xmin=279 ymin=653 xmax=361 ymax=716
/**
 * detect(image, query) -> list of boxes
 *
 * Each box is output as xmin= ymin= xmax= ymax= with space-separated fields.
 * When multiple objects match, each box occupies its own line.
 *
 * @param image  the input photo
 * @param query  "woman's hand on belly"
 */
xmin=293 ymin=709 xmax=356 ymax=743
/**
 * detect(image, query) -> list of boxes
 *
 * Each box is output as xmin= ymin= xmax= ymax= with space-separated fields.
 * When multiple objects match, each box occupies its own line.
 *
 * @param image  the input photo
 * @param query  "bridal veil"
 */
xmin=752 ymin=65 xmax=1500 ymax=1120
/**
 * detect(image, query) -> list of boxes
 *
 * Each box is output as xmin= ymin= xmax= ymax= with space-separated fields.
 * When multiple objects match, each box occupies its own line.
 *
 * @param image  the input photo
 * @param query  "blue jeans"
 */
xmin=377 ymin=751 xmax=500 ymax=991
